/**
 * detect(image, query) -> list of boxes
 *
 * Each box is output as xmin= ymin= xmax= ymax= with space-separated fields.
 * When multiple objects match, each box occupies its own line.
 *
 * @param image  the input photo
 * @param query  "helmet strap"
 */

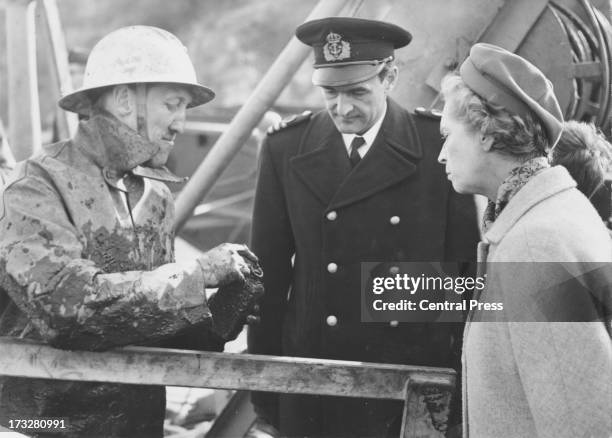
xmin=135 ymin=83 xmax=148 ymax=139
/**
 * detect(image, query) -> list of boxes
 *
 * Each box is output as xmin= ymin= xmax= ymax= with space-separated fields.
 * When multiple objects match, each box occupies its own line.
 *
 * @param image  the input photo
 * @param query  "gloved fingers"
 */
xmin=237 ymin=244 xmax=259 ymax=264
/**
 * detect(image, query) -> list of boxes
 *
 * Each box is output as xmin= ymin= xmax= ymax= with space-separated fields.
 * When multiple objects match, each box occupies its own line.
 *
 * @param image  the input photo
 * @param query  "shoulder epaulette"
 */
xmin=268 ymin=110 xmax=313 ymax=135
xmin=414 ymin=106 xmax=442 ymax=120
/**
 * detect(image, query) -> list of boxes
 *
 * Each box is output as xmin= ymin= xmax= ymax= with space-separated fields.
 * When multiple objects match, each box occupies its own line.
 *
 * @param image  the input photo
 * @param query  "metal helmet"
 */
xmin=59 ymin=26 xmax=215 ymax=115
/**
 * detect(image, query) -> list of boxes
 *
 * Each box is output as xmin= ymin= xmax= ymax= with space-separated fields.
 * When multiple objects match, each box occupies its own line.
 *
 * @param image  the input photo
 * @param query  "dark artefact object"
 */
xmin=209 ymin=258 xmax=264 ymax=341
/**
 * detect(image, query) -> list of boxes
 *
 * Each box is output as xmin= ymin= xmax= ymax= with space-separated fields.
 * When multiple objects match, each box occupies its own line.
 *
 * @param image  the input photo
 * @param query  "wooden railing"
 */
xmin=0 ymin=337 xmax=455 ymax=438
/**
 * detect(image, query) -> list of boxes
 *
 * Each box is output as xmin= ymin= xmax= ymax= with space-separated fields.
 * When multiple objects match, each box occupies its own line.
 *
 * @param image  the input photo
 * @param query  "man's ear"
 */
xmin=383 ymin=66 xmax=399 ymax=93
xmin=480 ymin=134 xmax=494 ymax=152
xmin=111 ymin=85 xmax=135 ymax=118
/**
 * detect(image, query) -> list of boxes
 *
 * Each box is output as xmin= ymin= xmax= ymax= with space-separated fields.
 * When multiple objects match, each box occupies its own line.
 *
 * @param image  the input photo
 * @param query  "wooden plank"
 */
xmin=0 ymin=337 xmax=455 ymax=400
xmin=38 ymin=0 xmax=78 ymax=139
xmin=6 ymin=0 xmax=41 ymax=160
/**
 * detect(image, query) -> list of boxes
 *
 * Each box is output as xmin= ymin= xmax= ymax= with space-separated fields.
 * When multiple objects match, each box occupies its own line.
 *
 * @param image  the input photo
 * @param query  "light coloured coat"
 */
xmin=464 ymin=166 xmax=612 ymax=438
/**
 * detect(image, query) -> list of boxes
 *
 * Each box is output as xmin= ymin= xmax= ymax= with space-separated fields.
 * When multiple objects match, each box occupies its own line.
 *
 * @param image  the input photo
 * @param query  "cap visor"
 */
xmin=312 ymin=63 xmax=385 ymax=87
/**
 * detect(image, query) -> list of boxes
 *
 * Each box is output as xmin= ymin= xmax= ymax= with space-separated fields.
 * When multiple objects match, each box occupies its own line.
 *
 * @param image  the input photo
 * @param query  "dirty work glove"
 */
xmin=208 ymin=254 xmax=264 ymax=341
xmin=197 ymin=243 xmax=258 ymax=287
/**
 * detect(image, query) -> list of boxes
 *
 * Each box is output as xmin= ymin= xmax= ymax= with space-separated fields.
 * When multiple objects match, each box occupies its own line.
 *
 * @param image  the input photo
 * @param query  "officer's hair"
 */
xmin=377 ymin=60 xmax=395 ymax=82
xmin=441 ymin=73 xmax=549 ymax=160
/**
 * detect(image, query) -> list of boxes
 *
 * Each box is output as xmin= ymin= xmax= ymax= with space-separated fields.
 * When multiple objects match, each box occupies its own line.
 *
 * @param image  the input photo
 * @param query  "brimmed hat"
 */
xmin=459 ymin=43 xmax=563 ymax=146
xmin=59 ymin=26 xmax=215 ymax=115
xmin=296 ymin=17 xmax=411 ymax=87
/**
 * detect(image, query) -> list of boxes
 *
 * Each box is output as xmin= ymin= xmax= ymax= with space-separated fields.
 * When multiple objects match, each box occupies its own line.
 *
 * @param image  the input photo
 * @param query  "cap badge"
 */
xmin=323 ymin=31 xmax=350 ymax=62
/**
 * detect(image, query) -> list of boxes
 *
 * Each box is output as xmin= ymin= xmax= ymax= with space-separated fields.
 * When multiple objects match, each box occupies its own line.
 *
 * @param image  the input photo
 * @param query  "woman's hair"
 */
xmin=440 ymin=73 xmax=550 ymax=159
xmin=550 ymin=120 xmax=612 ymax=199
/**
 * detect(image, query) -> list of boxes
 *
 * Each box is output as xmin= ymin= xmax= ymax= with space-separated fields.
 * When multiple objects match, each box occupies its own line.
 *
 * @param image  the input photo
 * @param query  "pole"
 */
xmin=39 ymin=0 xmax=78 ymax=139
xmin=6 ymin=0 xmax=41 ymax=160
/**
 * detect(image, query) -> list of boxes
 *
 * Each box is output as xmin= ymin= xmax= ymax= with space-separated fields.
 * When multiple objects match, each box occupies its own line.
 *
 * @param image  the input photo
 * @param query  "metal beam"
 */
xmin=0 ymin=337 xmax=455 ymax=400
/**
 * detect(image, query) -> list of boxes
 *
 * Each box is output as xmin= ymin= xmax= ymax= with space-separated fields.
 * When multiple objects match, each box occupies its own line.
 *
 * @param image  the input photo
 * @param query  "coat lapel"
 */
xmin=329 ymin=99 xmax=422 ymax=210
xmin=290 ymin=117 xmax=351 ymax=206
xmin=288 ymin=100 xmax=422 ymax=209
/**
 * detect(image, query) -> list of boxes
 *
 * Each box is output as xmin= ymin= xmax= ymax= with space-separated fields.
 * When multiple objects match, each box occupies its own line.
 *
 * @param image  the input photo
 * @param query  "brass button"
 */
xmin=389 ymin=320 xmax=399 ymax=327
xmin=326 ymin=315 xmax=338 ymax=327
xmin=327 ymin=263 xmax=338 ymax=274
xmin=390 ymin=216 xmax=400 ymax=225
xmin=326 ymin=211 xmax=338 ymax=221
xmin=389 ymin=266 xmax=400 ymax=275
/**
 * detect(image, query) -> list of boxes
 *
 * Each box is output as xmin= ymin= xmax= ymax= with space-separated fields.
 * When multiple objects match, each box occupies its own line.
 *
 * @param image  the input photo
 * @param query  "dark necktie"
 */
xmin=349 ymin=136 xmax=366 ymax=168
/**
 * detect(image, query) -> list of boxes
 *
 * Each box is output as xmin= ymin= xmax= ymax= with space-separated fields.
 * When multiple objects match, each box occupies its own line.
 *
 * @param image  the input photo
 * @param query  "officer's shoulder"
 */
xmin=268 ymin=110 xmax=314 ymax=136
xmin=413 ymin=106 xmax=442 ymax=121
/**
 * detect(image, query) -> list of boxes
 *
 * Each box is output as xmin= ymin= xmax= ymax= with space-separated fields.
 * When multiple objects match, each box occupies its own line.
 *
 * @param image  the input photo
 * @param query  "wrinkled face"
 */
xmin=438 ymin=104 xmax=488 ymax=195
xmin=144 ymin=84 xmax=192 ymax=168
xmin=320 ymin=75 xmax=388 ymax=135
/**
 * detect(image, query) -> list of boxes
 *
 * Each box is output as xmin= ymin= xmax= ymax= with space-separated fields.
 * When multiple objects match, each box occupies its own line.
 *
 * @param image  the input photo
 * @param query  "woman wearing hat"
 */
xmin=438 ymin=43 xmax=611 ymax=438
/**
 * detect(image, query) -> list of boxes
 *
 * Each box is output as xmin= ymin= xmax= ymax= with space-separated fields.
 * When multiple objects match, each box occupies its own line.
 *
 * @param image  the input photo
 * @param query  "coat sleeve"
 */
xmin=0 ymin=171 xmax=213 ymax=351
xmin=247 ymin=137 xmax=295 ymax=426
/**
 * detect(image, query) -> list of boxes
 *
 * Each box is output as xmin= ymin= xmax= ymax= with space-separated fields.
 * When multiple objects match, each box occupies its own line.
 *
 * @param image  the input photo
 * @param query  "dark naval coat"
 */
xmin=248 ymin=98 xmax=479 ymax=437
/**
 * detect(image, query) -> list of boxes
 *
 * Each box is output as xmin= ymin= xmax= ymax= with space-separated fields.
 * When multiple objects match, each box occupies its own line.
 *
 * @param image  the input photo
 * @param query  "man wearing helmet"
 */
xmin=0 ymin=26 xmax=258 ymax=437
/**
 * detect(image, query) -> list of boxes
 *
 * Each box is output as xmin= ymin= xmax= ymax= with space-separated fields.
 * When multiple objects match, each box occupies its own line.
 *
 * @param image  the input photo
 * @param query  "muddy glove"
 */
xmin=206 ymin=248 xmax=264 ymax=341
xmin=197 ymin=243 xmax=257 ymax=287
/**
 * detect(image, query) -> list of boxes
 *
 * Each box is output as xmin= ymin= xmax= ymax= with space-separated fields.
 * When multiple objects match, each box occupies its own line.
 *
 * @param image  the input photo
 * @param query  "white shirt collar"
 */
xmin=342 ymin=103 xmax=387 ymax=158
